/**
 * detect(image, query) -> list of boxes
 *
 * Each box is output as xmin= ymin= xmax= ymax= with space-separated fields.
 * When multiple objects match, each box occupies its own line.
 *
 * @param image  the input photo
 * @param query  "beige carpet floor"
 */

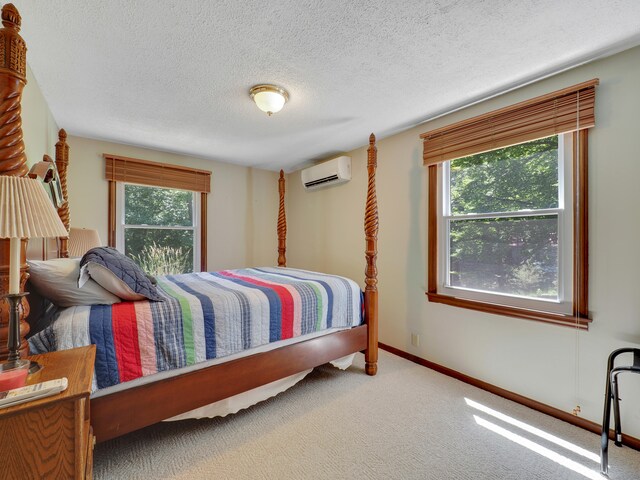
xmin=93 ymin=350 xmax=640 ymax=479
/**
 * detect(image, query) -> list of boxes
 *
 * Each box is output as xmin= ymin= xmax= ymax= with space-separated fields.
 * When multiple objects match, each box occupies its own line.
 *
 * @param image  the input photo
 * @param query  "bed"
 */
xmin=0 ymin=3 xmax=379 ymax=444
xmin=28 ymin=267 xmax=364 ymax=393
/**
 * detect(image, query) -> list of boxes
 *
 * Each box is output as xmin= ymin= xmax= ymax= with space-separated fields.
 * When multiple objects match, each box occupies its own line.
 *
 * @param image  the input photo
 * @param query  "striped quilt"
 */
xmin=29 ymin=267 xmax=362 ymax=391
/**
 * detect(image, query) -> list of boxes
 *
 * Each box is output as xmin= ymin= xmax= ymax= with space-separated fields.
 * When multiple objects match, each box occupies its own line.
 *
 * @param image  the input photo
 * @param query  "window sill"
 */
xmin=425 ymin=292 xmax=591 ymax=330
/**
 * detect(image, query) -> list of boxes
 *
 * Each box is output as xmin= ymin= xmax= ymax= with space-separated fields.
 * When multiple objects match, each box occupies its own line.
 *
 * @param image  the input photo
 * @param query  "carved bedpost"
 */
xmin=55 ymin=129 xmax=70 ymax=257
xmin=0 ymin=3 xmax=30 ymax=360
xmin=277 ymin=169 xmax=287 ymax=267
xmin=0 ymin=4 xmax=26 ymax=177
xmin=364 ymin=133 xmax=378 ymax=376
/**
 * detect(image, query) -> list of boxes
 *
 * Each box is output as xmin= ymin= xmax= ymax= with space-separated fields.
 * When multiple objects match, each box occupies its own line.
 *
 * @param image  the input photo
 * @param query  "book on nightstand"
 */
xmin=0 ymin=378 xmax=68 ymax=409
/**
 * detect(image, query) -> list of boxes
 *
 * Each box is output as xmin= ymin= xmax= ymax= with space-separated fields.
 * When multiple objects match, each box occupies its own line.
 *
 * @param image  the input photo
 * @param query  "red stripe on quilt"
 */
xmin=220 ymin=271 xmax=295 ymax=339
xmin=111 ymin=302 xmax=143 ymax=382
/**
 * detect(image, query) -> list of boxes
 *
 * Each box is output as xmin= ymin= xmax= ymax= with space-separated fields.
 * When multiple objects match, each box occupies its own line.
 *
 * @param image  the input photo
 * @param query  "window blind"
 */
xmin=104 ymin=155 xmax=211 ymax=193
xmin=420 ymin=79 xmax=598 ymax=166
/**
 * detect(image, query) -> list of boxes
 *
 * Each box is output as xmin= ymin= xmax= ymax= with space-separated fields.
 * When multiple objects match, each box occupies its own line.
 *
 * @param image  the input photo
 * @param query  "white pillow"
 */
xmin=27 ymin=258 xmax=121 ymax=307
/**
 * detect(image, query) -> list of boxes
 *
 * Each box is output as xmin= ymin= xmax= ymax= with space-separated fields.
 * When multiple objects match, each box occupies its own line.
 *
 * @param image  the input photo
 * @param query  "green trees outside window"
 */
xmin=445 ymin=136 xmax=563 ymax=300
xmin=123 ymin=184 xmax=196 ymax=275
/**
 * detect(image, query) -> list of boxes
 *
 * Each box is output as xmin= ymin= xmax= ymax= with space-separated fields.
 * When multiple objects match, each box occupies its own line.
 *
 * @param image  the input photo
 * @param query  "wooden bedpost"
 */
xmin=0 ymin=3 xmax=30 ymax=360
xmin=277 ymin=169 xmax=287 ymax=267
xmin=55 ymin=129 xmax=70 ymax=257
xmin=0 ymin=4 xmax=27 ymax=177
xmin=364 ymin=133 xmax=379 ymax=376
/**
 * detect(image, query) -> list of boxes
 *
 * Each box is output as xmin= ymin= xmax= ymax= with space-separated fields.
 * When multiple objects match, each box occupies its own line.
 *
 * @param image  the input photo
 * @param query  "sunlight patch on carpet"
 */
xmin=465 ymin=397 xmax=599 ymax=463
xmin=473 ymin=415 xmax=605 ymax=480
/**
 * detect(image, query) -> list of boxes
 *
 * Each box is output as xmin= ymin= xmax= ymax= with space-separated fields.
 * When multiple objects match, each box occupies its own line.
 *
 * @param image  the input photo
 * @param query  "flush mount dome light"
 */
xmin=249 ymin=84 xmax=289 ymax=116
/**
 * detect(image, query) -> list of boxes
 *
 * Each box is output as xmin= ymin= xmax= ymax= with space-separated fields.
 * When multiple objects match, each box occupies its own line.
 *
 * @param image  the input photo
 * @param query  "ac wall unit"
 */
xmin=301 ymin=156 xmax=351 ymax=191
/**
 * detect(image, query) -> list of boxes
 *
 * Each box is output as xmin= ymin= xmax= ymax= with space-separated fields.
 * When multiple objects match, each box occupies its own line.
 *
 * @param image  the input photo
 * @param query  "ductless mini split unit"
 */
xmin=301 ymin=156 xmax=351 ymax=191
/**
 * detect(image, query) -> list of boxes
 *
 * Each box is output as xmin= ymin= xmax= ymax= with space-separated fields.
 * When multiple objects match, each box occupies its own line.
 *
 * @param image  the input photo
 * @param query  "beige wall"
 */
xmin=65 ymin=136 xmax=279 ymax=271
xmin=22 ymin=65 xmax=59 ymax=259
xmin=286 ymin=45 xmax=640 ymax=437
xmin=22 ymin=65 xmax=59 ymax=167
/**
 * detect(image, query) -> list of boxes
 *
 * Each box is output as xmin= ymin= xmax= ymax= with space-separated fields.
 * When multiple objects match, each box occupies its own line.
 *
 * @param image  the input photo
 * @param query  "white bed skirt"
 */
xmin=165 ymin=353 xmax=356 ymax=421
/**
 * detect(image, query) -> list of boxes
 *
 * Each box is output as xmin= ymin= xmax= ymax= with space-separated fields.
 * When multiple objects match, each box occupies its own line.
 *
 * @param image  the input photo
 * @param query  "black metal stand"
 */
xmin=600 ymin=347 xmax=640 ymax=475
xmin=2 ymin=292 xmax=40 ymax=374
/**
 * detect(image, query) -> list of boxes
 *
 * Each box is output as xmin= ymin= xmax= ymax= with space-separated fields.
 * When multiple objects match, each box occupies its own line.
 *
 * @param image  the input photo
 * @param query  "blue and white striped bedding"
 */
xmin=29 ymin=267 xmax=363 ymax=391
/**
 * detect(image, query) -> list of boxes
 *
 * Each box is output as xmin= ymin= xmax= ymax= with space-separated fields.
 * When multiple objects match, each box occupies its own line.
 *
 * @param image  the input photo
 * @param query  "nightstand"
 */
xmin=0 ymin=345 xmax=96 ymax=479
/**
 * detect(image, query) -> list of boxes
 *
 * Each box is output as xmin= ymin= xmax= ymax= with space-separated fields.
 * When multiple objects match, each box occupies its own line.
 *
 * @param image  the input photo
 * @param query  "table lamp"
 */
xmin=0 ymin=175 xmax=68 ymax=369
xmin=68 ymin=227 xmax=102 ymax=257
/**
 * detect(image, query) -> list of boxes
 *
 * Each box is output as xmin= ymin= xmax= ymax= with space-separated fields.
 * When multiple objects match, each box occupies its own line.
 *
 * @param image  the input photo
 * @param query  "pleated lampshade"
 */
xmin=0 ymin=176 xmax=68 ymax=239
xmin=68 ymin=227 xmax=102 ymax=257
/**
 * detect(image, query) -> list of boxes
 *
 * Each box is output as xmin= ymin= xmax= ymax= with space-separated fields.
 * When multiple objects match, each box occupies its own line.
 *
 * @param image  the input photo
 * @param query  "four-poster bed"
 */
xmin=0 ymin=3 xmax=379 ymax=443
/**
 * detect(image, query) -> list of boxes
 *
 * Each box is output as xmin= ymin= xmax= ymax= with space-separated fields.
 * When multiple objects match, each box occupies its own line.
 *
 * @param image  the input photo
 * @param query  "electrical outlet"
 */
xmin=411 ymin=333 xmax=420 ymax=347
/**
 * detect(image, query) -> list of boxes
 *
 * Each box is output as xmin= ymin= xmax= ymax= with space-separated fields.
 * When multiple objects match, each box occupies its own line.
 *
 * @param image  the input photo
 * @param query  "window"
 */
xmin=116 ymin=183 xmax=200 ymax=274
xmin=105 ymin=154 xmax=211 ymax=275
xmin=440 ymin=134 xmax=572 ymax=314
xmin=421 ymin=80 xmax=597 ymax=328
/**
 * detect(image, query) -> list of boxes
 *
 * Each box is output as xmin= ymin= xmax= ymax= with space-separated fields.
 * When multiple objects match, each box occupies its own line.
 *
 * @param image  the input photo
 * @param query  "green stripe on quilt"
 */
xmin=306 ymin=282 xmax=324 ymax=330
xmin=158 ymin=279 xmax=196 ymax=365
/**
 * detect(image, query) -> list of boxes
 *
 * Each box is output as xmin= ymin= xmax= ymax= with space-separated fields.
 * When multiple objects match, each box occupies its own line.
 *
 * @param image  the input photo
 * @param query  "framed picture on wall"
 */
xmin=28 ymin=157 xmax=67 ymax=208
xmin=48 ymin=167 xmax=65 ymax=208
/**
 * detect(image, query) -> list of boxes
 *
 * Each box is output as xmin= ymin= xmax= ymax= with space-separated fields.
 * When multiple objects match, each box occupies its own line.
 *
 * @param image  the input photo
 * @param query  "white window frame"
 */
xmin=436 ymin=133 xmax=573 ymax=315
xmin=115 ymin=182 xmax=201 ymax=273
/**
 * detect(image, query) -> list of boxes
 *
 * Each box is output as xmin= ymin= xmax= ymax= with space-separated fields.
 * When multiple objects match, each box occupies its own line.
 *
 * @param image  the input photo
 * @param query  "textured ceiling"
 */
xmin=13 ymin=1 xmax=640 ymax=171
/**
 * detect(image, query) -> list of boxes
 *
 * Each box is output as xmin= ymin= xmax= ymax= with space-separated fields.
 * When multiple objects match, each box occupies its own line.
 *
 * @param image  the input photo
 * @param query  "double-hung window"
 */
xmin=440 ymin=134 xmax=572 ymax=314
xmin=116 ymin=183 xmax=200 ymax=274
xmin=422 ymin=80 xmax=597 ymax=328
xmin=105 ymin=154 xmax=211 ymax=275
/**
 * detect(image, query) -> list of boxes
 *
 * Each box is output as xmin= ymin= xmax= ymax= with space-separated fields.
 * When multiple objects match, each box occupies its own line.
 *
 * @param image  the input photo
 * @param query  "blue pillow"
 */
xmin=78 ymin=247 xmax=164 ymax=302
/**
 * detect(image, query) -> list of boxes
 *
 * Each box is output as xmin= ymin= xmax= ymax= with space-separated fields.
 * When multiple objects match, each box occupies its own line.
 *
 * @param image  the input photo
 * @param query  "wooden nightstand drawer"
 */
xmin=0 ymin=346 xmax=96 ymax=479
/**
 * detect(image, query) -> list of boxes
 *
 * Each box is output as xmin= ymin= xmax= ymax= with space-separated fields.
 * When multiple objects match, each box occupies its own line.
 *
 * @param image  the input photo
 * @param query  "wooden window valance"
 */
xmin=420 ymin=79 xmax=599 ymax=166
xmin=105 ymin=155 xmax=211 ymax=193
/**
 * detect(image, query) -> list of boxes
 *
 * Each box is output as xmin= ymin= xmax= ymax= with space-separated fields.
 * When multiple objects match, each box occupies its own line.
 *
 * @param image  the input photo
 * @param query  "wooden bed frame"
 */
xmin=0 ymin=3 xmax=379 ymax=443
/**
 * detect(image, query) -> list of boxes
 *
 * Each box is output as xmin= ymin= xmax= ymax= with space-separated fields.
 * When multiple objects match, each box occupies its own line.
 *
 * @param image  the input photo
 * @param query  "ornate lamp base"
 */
xmin=2 ymin=292 xmax=41 ymax=374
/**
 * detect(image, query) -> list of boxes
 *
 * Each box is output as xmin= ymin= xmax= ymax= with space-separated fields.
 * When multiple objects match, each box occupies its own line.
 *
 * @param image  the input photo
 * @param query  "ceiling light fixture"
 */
xmin=249 ymin=84 xmax=289 ymax=116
